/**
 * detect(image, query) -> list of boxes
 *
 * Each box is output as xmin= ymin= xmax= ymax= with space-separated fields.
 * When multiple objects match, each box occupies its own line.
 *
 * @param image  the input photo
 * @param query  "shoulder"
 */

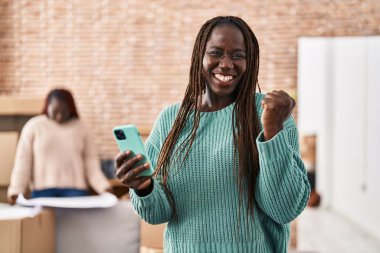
xmin=146 ymin=102 xmax=181 ymax=147
xmin=161 ymin=102 xmax=181 ymax=116
xmin=23 ymin=114 xmax=49 ymax=129
xmin=18 ymin=115 xmax=49 ymax=138
xmin=156 ymin=102 xmax=181 ymax=123
xmin=149 ymin=102 xmax=181 ymax=138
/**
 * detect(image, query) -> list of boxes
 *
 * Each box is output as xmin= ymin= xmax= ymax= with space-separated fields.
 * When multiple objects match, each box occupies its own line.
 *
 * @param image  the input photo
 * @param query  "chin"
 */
xmin=211 ymin=83 xmax=238 ymax=97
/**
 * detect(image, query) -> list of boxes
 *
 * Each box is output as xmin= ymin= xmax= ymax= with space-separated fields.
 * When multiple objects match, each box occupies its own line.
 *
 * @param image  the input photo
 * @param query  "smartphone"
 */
xmin=113 ymin=124 xmax=153 ymax=177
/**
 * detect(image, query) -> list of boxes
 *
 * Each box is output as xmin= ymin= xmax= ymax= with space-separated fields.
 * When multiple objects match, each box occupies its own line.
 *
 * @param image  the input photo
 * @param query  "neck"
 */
xmin=199 ymin=92 xmax=236 ymax=112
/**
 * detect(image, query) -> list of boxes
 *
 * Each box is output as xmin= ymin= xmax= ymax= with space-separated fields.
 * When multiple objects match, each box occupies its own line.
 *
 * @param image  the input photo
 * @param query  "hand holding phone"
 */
xmin=114 ymin=151 xmax=153 ymax=192
xmin=113 ymin=125 xmax=153 ymax=192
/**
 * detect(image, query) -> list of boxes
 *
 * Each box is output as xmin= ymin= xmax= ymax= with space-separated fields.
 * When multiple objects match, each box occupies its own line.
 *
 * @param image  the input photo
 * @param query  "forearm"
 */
xmin=8 ymin=133 xmax=33 ymax=197
xmin=85 ymin=159 xmax=111 ymax=193
xmin=8 ymin=162 xmax=32 ymax=197
xmin=263 ymin=124 xmax=283 ymax=141
xmin=255 ymin=127 xmax=310 ymax=224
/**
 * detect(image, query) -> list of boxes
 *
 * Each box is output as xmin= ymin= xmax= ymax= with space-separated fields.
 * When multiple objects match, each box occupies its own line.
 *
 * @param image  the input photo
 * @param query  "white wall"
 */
xmin=297 ymin=38 xmax=335 ymax=207
xmin=298 ymin=36 xmax=380 ymax=241
xmin=365 ymin=38 xmax=380 ymax=239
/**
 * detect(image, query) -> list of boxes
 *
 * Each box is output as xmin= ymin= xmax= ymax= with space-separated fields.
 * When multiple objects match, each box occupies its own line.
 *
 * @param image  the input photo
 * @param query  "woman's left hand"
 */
xmin=261 ymin=90 xmax=296 ymax=141
xmin=8 ymin=194 xmax=18 ymax=205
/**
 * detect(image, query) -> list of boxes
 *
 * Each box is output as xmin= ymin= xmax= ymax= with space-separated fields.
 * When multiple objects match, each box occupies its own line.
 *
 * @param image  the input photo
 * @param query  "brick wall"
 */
xmin=1 ymin=0 xmax=379 ymax=158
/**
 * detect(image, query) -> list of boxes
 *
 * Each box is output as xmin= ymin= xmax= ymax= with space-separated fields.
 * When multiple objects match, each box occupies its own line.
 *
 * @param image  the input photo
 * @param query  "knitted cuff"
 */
xmin=256 ymin=129 xmax=290 ymax=165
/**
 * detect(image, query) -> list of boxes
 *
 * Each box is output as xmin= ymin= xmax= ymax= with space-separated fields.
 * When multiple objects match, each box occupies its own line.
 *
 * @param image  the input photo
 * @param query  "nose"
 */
xmin=219 ymin=55 xmax=233 ymax=69
xmin=55 ymin=113 xmax=63 ymax=123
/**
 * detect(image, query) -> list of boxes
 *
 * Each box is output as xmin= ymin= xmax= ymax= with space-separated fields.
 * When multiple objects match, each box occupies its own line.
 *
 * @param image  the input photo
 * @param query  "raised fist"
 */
xmin=261 ymin=90 xmax=296 ymax=140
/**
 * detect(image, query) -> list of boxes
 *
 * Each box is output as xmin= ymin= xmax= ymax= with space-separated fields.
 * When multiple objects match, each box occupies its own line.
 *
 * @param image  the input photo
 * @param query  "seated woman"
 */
xmin=8 ymin=88 xmax=111 ymax=204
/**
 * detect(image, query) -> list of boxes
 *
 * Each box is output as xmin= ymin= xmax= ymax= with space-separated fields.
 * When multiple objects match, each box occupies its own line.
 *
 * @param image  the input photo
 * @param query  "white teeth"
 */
xmin=215 ymin=74 xmax=234 ymax=82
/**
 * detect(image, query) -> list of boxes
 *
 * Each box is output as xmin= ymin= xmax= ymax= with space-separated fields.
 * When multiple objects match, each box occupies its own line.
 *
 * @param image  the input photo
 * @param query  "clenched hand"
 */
xmin=261 ymin=90 xmax=296 ymax=140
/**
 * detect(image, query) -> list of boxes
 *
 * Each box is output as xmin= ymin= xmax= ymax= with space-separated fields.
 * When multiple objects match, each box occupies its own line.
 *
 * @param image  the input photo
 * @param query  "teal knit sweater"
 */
xmin=130 ymin=93 xmax=310 ymax=253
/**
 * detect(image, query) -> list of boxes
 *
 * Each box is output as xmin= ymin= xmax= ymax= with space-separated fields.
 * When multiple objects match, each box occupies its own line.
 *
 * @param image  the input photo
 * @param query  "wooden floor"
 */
xmin=297 ymin=207 xmax=380 ymax=253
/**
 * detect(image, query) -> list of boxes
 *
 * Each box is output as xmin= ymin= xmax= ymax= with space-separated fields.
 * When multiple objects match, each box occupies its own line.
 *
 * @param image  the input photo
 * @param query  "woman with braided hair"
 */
xmin=115 ymin=16 xmax=310 ymax=252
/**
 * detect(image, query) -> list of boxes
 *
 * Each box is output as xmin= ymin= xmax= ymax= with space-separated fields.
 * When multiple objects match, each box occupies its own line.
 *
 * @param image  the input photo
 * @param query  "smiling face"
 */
xmin=202 ymin=24 xmax=247 ymax=108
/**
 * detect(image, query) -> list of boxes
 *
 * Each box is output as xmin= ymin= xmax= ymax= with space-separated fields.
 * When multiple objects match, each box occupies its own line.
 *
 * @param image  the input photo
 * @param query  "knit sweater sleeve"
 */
xmin=255 ymin=116 xmax=310 ymax=224
xmin=129 ymin=109 xmax=173 ymax=225
xmin=7 ymin=119 xmax=35 ymax=197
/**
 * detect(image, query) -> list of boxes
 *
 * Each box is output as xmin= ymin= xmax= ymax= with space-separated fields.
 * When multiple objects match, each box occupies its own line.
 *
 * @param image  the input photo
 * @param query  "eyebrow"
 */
xmin=208 ymin=46 xmax=246 ymax=52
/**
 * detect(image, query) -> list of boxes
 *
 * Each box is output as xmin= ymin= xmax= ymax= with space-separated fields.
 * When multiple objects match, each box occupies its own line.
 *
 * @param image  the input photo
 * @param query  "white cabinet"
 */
xmin=298 ymin=36 xmax=380 ymax=241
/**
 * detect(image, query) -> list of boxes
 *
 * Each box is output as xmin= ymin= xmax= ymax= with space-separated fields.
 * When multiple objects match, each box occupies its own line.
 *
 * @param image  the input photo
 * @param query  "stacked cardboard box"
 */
xmin=0 ymin=132 xmax=19 ymax=203
xmin=0 ymin=208 xmax=55 ymax=253
xmin=0 ymin=98 xmax=43 ymax=116
xmin=300 ymin=135 xmax=317 ymax=172
xmin=0 ymin=97 xmax=43 ymax=203
xmin=140 ymin=221 xmax=166 ymax=252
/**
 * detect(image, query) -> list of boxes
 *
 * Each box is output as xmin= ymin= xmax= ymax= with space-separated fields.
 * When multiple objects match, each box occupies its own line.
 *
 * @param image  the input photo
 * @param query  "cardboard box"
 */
xmin=140 ymin=246 xmax=164 ymax=253
xmin=0 ymin=187 xmax=8 ymax=203
xmin=140 ymin=221 xmax=166 ymax=250
xmin=0 ymin=208 xmax=55 ymax=253
xmin=0 ymin=132 xmax=18 ymax=186
xmin=0 ymin=97 xmax=43 ymax=116
xmin=300 ymin=134 xmax=317 ymax=171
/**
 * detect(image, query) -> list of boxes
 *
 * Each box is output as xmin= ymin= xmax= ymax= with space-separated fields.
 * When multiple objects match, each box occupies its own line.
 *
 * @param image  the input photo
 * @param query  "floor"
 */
xmin=296 ymin=207 xmax=380 ymax=253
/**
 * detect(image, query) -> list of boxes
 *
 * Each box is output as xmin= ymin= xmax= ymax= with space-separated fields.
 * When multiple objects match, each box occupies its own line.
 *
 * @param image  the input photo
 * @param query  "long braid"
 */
xmin=154 ymin=16 xmax=261 ymax=219
xmin=228 ymin=18 xmax=261 ymax=218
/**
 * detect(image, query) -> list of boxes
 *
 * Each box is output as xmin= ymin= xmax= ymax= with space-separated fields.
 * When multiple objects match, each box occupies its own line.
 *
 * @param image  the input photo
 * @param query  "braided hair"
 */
xmin=155 ymin=16 xmax=261 ymax=218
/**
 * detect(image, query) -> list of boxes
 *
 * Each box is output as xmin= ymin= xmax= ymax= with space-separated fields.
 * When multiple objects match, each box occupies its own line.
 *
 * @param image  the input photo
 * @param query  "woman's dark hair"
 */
xmin=155 ymin=16 xmax=261 ymax=218
xmin=42 ymin=88 xmax=79 ymax=119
